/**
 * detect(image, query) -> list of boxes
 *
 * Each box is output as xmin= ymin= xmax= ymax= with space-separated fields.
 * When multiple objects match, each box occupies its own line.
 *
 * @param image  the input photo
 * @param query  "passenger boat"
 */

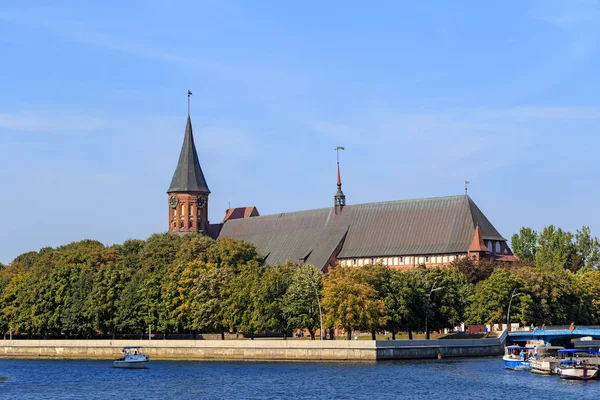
xmin=555 ymin=349 xmax=599 ymax=380
xmin=113 ymin=346 xmax=149 ymax=369
xmin=529 ymin=345 xmax=564 ymax=375
xmin=503 ymin=345 xmax=533 ymax=370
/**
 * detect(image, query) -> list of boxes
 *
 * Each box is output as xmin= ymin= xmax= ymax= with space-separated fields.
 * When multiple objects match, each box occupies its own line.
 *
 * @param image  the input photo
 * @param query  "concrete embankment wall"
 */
xmin=0 ymin=340 xmax=377 ymax=361
xmin=0 ymin=332 xmax=506 ymax=361
xmin=376 ymin=337 xmax=504 ymax=360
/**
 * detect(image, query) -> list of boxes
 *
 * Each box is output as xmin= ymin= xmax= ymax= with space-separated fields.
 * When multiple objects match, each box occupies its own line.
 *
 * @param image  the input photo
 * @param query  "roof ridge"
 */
xmin=247 ymin=195 xmax=467 ymax=219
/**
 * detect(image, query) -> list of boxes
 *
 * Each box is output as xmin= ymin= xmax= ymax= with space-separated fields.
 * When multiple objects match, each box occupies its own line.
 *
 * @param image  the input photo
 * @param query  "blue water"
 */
xmin=0 ymin=358 xmax=598 ymax=399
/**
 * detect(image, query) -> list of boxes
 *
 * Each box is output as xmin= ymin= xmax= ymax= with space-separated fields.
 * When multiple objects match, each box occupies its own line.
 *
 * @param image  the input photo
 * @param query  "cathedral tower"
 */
xmin=167 ymin=110 xmax=210 ymax=233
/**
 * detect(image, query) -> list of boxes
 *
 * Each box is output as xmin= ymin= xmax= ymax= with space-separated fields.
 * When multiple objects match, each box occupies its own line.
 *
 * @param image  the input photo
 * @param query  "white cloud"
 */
xmin=307 ymin=104 xmax=600 ymax=179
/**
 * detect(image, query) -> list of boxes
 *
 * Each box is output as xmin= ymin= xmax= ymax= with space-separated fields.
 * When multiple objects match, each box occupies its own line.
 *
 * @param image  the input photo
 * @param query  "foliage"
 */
xmin=2 ymin=223 xmax=600 ymax=339
xmin=281 ymin=264 xmax=324 ymax=339
xmin=511 ymin=227 xmax=538 ymax=264
xmin=322 ymin=266 xmax=386 ymax=340
xmin=466 ymin=268 xmax=533 ymax=326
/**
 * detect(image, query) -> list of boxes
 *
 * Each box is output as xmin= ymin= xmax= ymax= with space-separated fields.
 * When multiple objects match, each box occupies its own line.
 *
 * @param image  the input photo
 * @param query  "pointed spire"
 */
xmin=334 ymin=146 xmax=345 ymax=213
xmin=469 ymin=226 xmax=489 ymax=253
xmin=167 ymin=114 xmax=210 ymax=193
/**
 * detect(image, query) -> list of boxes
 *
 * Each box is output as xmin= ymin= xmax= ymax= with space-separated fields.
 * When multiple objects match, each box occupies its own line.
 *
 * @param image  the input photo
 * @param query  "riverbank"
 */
xmin=0 ymin=331 xmax=506 ymax=361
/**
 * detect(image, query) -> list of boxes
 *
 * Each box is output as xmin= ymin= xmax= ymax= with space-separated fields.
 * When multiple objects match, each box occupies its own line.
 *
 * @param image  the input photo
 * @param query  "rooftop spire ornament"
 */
xmin=187 ymin=89 xmax=193 ymax=115
xmin=334 ymin=146 xmax=346 ymax=214
xmin=465 ymin=180 xmax=470 ymax=195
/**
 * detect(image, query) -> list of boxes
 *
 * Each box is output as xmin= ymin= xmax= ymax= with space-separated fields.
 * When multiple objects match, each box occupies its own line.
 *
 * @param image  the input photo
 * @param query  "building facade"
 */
xmin=167 ymin=113 xmax=518 ymax=271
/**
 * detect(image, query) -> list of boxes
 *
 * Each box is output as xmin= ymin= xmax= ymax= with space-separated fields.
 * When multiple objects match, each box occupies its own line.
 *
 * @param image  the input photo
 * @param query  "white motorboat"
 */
xmin=503 ymin=345 xmax=533 ymax=370
xmin=556 ymin=349 xmax=599 ymax=380
xmin=113 ymin=346 xmax=149 ymax=369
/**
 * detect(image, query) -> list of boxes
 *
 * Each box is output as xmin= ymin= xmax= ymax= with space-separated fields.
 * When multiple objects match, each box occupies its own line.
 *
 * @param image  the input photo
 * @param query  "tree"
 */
xmin=466 ymin=268 xmax=533 ymax=326
xmin=451 ymin=257 xmax=495 ymax=285
xmin=514 ymin=266 xmax=578 ymax=325
xmin=574 ymin=270 xmax=600 ymax=325
xmin=281 ymin=264 xmax=323 ymax=339
xmin=535 ymin=225 xmax=574 ymax=270
xmin=85 ymin=263 xmax=131 ymax=338
xmin=573 ymin=226 xmax=600 ymax=272
xmin=511 ymin=227 xmax=538 ymax=264
xmin=189 ymin=261 xmax=233 ymax=339
xmin=383 ymin=270 xmax=426 ymax=339
xmin=322 ymin=266 xmax=386 ymax=340
xmin=137 ymin=233 xmax=183 ymax=337
xmin=251 ymin=263 xmax=293 ymax=338
xmin=410 ymin=266 xmax=472 ymax=337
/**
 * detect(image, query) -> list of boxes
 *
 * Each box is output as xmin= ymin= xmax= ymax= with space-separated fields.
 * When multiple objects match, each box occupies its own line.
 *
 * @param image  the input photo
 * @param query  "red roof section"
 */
xmin=223 ymin=206 xmax=260 ymax=223
xmin=469 ymin=226 xmax=489 ymax=253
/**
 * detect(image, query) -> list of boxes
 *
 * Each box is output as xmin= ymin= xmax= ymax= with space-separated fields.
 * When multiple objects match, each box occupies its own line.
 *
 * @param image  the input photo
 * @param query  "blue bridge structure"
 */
xmin=507 ymin=328 xmax=600 ymax=345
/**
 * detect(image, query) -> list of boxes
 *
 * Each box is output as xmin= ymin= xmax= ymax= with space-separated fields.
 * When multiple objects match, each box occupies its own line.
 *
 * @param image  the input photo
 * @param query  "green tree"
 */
xmin=281 ymin=264 xmax=324 ymax=339
xmin=322 ymin=266 xmax=386 ymax=340
xmin=535 ymin=225 xmax=574 ymax=270
xmin=514 ymin=266 xmax=578 ymax=325
xmin=466 ymin=268 xmax=533 ymax=326
xmin=383 ymin=270 xmax=426 ymax=339
xmin=85 ymin=263 xmax=131 ymax=338
xmin=137 ymin=233 xmax=183 ymax=337
xmin=574 ymin=270 xmax=600 ymax=324
xmin=411 ymin=266 xmax=472 ymax=338
xmin=511 ymin=227 xmax=538 ymax=264
xmin=251 ymin=263 xmax=293 ymax=338
xmin=573 ymin=226 xmax=600 ymax=272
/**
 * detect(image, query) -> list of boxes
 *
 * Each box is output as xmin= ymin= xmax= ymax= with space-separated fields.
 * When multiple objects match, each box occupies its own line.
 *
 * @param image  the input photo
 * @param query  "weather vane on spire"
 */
xmin=335 ymin=146 xmax=345 ymax=187
xmin=465 ymin=180 xmax=470 ymax=195
xmin=187 ymin=89 xmax=193 ymax=115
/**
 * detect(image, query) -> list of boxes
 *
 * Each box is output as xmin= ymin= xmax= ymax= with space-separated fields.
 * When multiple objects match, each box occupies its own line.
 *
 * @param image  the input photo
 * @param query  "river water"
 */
xmin=0 ymin=357 xmax=598 ymax=399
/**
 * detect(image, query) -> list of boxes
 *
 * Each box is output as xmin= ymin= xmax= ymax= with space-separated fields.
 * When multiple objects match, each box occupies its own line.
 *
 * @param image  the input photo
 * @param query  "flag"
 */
xmin=335 ymin=146 xmax=345 ymax=151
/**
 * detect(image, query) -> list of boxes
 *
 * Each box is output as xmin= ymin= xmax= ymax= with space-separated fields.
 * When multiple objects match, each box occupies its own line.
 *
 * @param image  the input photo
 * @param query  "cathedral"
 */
xmin=167 ymin=112 xmax=518 ymax=272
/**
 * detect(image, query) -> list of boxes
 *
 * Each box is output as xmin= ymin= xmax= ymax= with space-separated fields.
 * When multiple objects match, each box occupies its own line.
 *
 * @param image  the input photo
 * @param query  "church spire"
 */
xmin=167 ymin=91 xmax=211 ymax=234
xmin=168 ymin=98 xmax=210 ymax=194
xmin=334 ymin=146 xmax=345 ymax=214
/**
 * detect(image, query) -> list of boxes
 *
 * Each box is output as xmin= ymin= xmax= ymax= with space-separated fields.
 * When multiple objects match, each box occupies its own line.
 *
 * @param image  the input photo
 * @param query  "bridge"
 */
xmin=507 ymin=328 xmax=600 ymax=345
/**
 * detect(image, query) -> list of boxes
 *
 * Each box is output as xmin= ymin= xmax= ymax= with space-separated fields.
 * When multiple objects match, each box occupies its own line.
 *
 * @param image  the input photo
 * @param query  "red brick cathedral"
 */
xmin=168 ymin=112 xmax=518 ymax=271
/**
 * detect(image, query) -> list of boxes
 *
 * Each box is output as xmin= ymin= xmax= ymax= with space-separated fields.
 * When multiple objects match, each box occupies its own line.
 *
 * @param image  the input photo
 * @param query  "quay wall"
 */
xmin=0 ymin=332 xmax=506 ymax=361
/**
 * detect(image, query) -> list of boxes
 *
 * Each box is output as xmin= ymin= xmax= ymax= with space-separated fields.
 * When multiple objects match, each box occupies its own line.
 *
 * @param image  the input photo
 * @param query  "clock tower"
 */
xmin=167 ymin=112 xmax=210 ymax=233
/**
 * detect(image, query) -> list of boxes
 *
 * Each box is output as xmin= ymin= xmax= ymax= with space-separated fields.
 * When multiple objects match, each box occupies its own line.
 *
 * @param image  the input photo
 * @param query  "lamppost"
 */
xmin=309 ymin=280 xmax=324 ymax=340
xmin=506 ymin=288 xmax=522 ymax=331
xmin=425 ymin=282 xmax=443 ymax=340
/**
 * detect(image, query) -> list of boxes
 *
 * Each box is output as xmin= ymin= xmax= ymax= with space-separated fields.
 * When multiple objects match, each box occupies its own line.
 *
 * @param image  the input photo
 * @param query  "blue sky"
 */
xmin=1 ymin=0 xmax=600 ymax=263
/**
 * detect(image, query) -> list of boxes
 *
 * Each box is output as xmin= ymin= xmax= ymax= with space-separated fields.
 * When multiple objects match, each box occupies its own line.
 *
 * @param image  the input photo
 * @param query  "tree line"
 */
xmin=0 ymin=225 xmax=599 ymax=340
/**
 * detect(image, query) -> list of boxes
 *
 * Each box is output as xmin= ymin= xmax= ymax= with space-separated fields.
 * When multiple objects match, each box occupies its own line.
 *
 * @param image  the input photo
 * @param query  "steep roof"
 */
xmin=218 ymin=195 xmax=506 ymax=270
xmin=167 ymin=115 xmax=210 ymax=193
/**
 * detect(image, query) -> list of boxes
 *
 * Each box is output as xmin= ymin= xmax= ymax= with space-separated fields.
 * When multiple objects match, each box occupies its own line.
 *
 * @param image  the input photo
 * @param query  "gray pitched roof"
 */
xmin=167 ymin=116 xmax=210 ymax=194
xmin=217 ymin=195 xmax=506 ymax=270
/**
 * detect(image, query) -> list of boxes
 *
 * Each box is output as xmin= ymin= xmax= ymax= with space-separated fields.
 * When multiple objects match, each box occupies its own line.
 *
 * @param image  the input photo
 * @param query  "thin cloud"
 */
xmin=0 ymin=112 xmax=106 ymax=133
xmin=306 ymin=104 xmax=600 ymax=178
xmin=0 ymin=8 xmax=219 ymax=69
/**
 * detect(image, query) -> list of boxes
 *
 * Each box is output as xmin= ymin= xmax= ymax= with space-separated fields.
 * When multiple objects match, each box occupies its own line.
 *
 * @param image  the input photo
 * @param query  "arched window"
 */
xmin=495 ymin=242 xmax=501 ymax=254
xmin=487 ymin=241 xmax=493 ymax=253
